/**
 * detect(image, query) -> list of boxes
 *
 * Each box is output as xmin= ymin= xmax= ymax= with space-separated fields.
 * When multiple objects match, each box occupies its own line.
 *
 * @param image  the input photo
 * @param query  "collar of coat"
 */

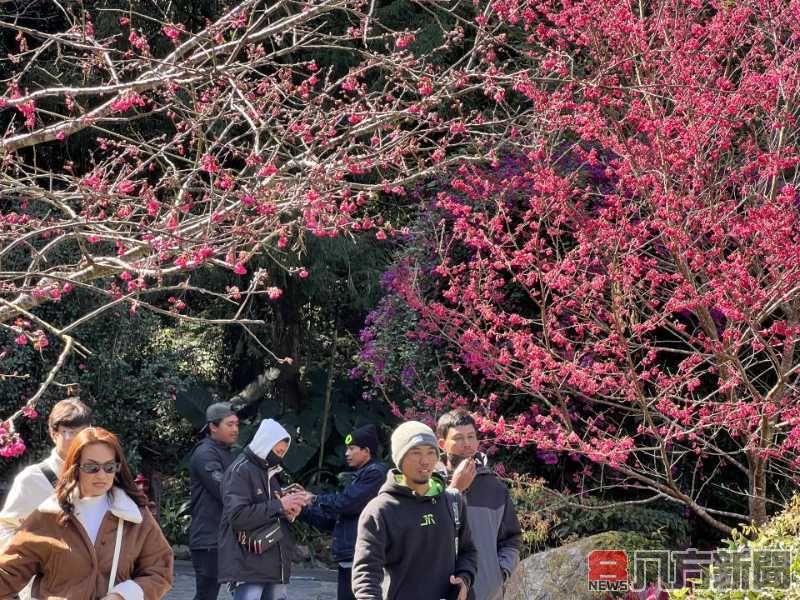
xmin=243 ymin=446 xmax=283 ymax=478
xmin=37 ymin=486 xmax=143 ymax=524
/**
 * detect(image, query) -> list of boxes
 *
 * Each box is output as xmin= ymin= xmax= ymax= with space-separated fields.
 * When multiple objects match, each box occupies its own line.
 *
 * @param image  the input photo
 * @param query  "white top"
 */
xmin=0 ymin=448 xmax=64 ymax=549
xmin=74 ymin=492 xmax=110 ymax=544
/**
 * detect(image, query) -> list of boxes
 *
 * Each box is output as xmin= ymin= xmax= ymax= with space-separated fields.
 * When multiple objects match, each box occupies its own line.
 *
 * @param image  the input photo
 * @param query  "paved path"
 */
xmin=165 ymin=560 xmax=337 ymax=600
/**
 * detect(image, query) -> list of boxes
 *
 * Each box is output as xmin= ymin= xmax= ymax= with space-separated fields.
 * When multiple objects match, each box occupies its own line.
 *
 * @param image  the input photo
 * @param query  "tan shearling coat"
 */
xmin=0 ymin=487 xmax=173 ymax=600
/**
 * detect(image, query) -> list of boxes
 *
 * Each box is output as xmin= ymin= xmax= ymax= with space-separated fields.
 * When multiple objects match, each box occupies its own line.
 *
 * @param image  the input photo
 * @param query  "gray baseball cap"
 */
xmin=201 ymin=402 xmax=236 ymax=432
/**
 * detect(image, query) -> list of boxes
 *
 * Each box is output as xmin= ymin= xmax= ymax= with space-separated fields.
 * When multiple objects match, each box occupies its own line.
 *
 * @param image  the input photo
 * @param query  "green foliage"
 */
xmin=152 ymin=323 xmax=226 ymax=384
xmin=671 ymin=495 xmax=800 ymax=599
xmin=507 ymin=474 xmax=691 ymax=558
xmin=301 ymin=235 xmax=393 ymax=313
xmin=0 ymin=305 xmax=214 ymax=479
xmin=174 ymin=386 xmax=215 ymax=430
xmin=68 ymin=311 xmax=204 ymax=471
xmin=159 ymin=476 xmax=192 ymax=546
xmin=506 ymin=474 xmax=559 ymax=556
xmin=281 ymin=369 xmax=395 ymax=480
xmin=550 ymin=496 xmax=691 ymax=549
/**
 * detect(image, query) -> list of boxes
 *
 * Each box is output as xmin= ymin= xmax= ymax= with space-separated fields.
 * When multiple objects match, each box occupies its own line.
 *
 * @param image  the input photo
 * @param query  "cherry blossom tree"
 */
xmin=0 ymin=0 xmax=527 ymax=452
xmin=359 ymin=0 xmax=800 ymax=532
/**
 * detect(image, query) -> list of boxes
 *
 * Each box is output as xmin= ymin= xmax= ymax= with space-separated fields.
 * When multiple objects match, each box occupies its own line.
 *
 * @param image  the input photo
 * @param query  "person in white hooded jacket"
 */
xmin=0 ymin=399 xmax=93 ymax=600
xmin=0 ymin=399 xmax=93 ymax=547
xmin=217 ymin=418 xmax=308 ymax=600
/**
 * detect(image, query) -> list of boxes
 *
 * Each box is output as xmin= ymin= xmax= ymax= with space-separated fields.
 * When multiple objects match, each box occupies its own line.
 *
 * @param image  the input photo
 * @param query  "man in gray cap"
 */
xmin=189 ymin=402 xmax=239 ymax=600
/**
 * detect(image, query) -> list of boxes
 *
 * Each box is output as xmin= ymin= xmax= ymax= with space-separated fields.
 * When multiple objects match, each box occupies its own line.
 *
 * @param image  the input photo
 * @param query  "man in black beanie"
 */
xmin=301 ymin=424 xmax=388 ymax=600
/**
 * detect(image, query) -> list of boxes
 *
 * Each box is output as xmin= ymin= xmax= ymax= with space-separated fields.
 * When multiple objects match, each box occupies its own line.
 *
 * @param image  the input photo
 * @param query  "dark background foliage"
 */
xmin=0 ymin=0 xmax=750 ymax=557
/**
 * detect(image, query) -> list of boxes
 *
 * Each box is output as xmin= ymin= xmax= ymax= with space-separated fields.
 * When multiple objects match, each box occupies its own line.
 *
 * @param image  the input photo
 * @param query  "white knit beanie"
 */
xmin=391 ymin=421 xmax=439 ymax=468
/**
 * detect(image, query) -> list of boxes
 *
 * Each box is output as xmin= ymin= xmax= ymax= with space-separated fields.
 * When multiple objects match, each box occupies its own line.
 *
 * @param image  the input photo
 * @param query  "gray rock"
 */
xmin=504 ymin=531 xmax=658 ymax=600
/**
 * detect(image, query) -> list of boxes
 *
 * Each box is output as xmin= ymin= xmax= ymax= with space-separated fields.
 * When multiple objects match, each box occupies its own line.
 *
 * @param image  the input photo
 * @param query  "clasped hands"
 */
xmin=278 ymin=486 xmax=313 ymax=521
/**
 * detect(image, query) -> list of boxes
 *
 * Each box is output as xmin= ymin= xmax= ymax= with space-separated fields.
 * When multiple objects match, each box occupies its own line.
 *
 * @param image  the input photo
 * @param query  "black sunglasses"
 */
xmin=79 ymin=461 xmax=121 ymax=474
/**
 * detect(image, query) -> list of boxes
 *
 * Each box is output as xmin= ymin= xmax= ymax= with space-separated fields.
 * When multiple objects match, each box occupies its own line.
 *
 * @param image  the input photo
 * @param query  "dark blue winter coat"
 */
xmin=302 ymin=459 xmax=387 ymax=562
xmin=188 ymin=436 xmax=235 ymax=550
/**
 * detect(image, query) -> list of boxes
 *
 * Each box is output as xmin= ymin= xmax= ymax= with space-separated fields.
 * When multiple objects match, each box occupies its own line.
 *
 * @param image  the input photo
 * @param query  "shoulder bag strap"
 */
xmin=108 ymin=517 xmax=124 ymax=592
xmin=38 ymin=461 xmax=58 ymax=488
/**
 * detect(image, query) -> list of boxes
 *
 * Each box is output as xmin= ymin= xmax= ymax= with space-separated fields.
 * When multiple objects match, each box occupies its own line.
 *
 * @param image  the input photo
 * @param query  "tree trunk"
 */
xmin=748 ymin=454 xmax=768 ymax=526
xmin=316 ymin=312 xmax=339 ymax=484
xmin=748 ymin=418 xmax=770 ymax=526
xmin=146 ymin=469 xmax=163 ymax=523
xmin=747 ymin=415 xmax=772 ymax=526
xmin=227 ymin=366 xmax=281 ymax=408
xmin=270 ymin=287 xmax=304 ymax=413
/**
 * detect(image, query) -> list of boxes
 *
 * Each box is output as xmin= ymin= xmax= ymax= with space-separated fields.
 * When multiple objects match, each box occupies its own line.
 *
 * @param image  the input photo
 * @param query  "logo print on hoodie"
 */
xmin=420 ymin=513 xmax=436 ymax=526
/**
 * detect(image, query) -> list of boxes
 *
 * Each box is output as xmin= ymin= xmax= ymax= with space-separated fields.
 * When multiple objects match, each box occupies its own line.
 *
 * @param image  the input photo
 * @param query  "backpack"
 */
xmin=444 ymin=490 xmax=475 ymax=600
xmin=444 ymin=489 xmax=462 ymax=556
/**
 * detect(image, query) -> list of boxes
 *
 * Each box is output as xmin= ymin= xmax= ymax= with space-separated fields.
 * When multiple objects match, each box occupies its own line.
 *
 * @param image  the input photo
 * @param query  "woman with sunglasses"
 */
xmin=0 ymin=427 xmax=173 ymax=599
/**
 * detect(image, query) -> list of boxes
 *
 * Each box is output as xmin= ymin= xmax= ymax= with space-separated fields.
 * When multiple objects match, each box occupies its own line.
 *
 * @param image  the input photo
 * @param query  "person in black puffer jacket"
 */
xmin=301 ymin=424 xmax=388 ymax=600
xmin=217 ymin=419 xmax=308 ymax=600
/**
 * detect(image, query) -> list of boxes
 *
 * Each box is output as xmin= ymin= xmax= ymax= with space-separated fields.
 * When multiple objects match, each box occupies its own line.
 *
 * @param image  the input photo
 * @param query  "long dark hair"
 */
xmin=55 ymin=427 xmax=147 ymax=522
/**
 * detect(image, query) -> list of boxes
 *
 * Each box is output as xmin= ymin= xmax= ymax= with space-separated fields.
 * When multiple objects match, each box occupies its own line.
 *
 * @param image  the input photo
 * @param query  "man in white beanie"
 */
xmin=217 ymin=418 xmax=308 ymax=600
xmin=352 ymin=421 xmax=477 ymax=600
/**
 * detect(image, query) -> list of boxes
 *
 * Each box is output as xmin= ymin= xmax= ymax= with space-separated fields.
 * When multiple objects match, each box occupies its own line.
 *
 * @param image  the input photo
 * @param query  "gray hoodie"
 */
xmin=443 ymin=454 xmax=522 ymax=600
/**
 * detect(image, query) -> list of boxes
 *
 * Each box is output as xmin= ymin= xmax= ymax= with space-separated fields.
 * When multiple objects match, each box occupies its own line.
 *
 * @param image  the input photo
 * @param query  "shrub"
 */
xmin=507 ymin=474 xmax=692 ymax=557
xmin=671 ymin=495 xmax=800 ymax=599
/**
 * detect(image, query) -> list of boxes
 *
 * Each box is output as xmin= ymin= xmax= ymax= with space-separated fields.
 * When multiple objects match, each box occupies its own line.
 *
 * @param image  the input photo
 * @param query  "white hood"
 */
xmin=248 ymin=418 xmax=291 ymax=459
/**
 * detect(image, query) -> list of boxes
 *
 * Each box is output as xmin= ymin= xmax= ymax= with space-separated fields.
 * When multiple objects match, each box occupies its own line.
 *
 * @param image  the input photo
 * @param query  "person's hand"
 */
xmin=282 ymin=483 xmax=305 ymax=495
xmin=280 ymin=492 xmax=306 ymax=521
xmin=450 ymin=458 xmax=476 ymax=492
xmin=450 ymin=575 xmax=468 ymax=600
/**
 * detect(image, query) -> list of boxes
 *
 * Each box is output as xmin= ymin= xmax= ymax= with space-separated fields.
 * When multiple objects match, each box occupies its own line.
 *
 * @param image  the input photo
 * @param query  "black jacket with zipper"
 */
xmin=352 ymin=470 xmax=478 ymax=600
xmin=217 ymin=448 xmax=293 ymax=584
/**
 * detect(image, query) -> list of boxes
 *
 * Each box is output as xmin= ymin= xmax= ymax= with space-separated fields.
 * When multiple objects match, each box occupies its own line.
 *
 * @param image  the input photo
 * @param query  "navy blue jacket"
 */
xmin=188 ymin=436 xmax=235 ymax=550
xmin=302 ymin=460 xmax=387 ymax=562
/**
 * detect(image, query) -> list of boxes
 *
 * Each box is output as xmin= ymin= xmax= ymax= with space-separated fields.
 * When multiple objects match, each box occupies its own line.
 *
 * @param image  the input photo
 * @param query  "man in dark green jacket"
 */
xmin=352 ymin=421 xmax=477 ymax=600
